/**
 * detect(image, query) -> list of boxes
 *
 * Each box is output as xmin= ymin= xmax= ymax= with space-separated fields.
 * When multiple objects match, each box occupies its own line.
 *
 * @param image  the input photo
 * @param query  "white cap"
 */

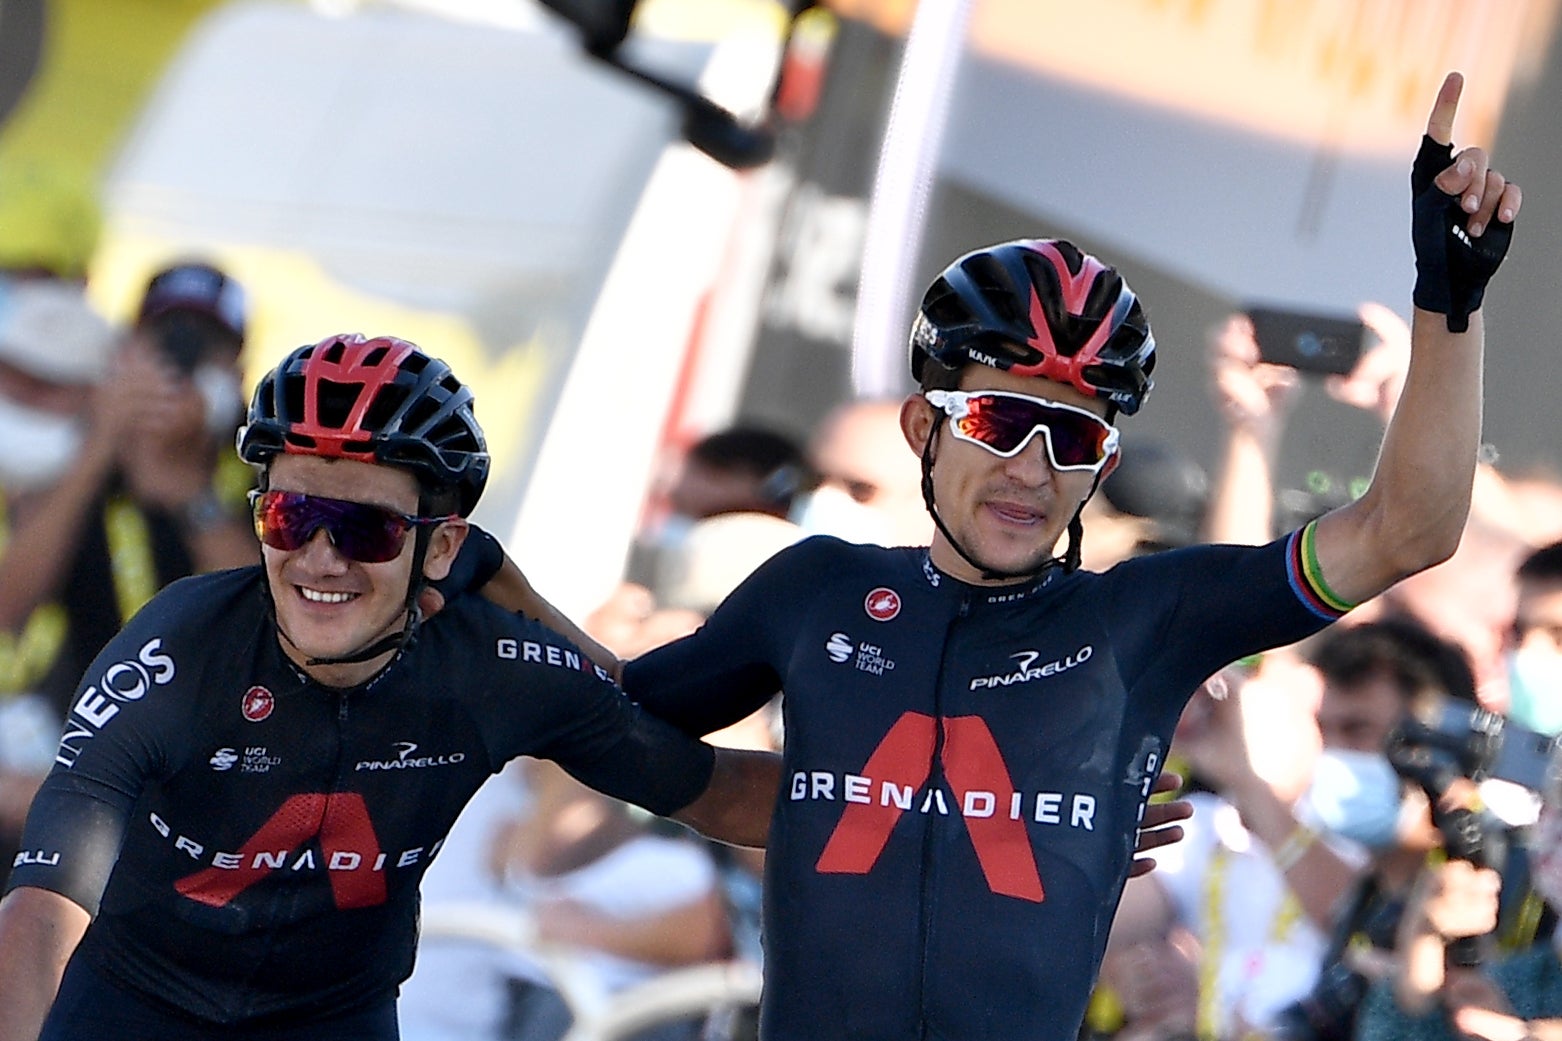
xmin=656 ymin=512 xmax=805 ymax=615
xmin=0 ymin=281 xmax=116 ymax=385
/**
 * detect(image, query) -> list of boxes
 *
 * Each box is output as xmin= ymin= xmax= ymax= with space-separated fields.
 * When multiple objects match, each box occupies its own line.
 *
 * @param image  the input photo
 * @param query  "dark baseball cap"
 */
xmin=138 ymin=262 xmax=247 ymax=342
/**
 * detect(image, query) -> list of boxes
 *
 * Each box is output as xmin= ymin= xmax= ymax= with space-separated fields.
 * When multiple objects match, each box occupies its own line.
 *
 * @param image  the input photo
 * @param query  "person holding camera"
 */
xmin=1262 ymin=619 xmax=1511 ymax=1041
xmin=0 ymin=261 xmax=258 ymax=888
xmin=1351 ymin=799 xmax=1562 ymax=1041
xmin=1102 ymin=650 xmax=1369 ymax=1041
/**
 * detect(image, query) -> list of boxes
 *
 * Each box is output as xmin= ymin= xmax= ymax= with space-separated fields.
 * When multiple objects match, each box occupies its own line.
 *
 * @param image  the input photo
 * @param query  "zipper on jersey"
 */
xmin=915 ymin=589 xmax=969 ymax=1038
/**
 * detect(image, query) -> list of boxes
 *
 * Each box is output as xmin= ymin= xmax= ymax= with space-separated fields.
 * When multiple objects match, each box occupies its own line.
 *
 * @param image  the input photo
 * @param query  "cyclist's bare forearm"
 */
xmin=0 ymin=887 xmax=90 ymax=1041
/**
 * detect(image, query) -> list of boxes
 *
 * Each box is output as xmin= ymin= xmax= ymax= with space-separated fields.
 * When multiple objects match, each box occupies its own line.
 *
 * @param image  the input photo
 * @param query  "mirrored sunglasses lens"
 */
xmin=255 ymin=493 xmax=411 ymax=563
xmin=254 ymin=493 xmax=307 ymax=551
xmin=330 ymin=501 xmax=411 ymax=563
xmin=956 ymin=395 xmax=1032 ymax=454
xmin=957 ymin=396 xmax=1109 ymax=468
xmin=1041 ymin=413 xmax=1109 ymax=468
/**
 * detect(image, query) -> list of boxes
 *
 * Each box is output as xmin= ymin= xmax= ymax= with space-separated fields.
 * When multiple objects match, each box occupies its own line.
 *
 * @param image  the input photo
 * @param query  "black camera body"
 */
xmin=1270 ymin=962 xmax=1370 ymax=1041
xmin=1390 ymin=703 xmax=1560 ymax=794
xmin=1274 ymin=704 xmax=1558 ymax=1041
xmin=144 ymin=310 xmax=239 ymax=375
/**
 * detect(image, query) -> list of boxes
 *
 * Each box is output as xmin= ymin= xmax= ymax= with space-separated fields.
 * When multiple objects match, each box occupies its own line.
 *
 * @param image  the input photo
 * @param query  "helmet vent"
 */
xmin=966 ymin=255 xmax=1025 ymax=324
xmin=920 ymin=282 xmax=965 ymax=327
xmin=361 ymin=386 xmax=406 ymax=433
xmin=403 ymin=396 xmax=441 ymax=437
xmin=282 ymin=375 xmax=307 ymax=426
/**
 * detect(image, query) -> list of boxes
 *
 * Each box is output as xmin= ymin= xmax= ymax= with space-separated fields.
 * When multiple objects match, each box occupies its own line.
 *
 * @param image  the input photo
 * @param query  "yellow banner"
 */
xmin=0 ymin=0 xmax=227 ymax=276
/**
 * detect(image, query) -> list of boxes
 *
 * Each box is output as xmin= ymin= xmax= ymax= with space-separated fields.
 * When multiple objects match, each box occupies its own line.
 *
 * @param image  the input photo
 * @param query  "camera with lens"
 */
xmin=1386 ymin=701 xmax=1559 ymax=966
xmin=1273 ymin=702 xmax=1559 ymax=1041
xmin=149 ymin=312 xmax=224 ymax=375
xmin=1386 ymin=701 xmax=1560 ymax=797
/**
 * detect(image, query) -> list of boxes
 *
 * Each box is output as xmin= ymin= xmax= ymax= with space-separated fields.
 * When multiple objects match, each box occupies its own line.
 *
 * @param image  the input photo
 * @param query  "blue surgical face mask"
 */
xmin=1300 ymin=748 xmax=1404 ymax=850
xmin=0 ymin=396 xmax=83 ymax=492
xmin=1507 ymin=648 xmax=1562 ymax=736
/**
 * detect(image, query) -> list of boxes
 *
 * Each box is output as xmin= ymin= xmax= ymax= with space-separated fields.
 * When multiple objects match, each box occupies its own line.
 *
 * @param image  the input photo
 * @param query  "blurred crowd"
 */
xmin=6 ymin=260 xmax=1562 ymax=1041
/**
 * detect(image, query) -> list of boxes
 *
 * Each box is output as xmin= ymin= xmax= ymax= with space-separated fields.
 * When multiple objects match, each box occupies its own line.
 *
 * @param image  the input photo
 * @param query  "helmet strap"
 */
xmin=919 ymin=416 xmax=1067 ymax=583
xmin=300 ymin=604 xmax=421 ymax=668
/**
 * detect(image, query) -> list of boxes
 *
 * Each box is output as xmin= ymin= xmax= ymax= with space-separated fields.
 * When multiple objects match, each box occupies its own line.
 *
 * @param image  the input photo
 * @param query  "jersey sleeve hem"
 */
xmin=1285 ymin=521 xmax=1356 ymax=620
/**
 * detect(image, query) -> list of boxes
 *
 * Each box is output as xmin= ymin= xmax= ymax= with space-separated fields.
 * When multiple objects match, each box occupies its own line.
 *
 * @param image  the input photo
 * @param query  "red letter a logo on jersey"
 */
xmin=814 ymin=712 xmax=1044 ymax=902
xmin=175 ymin=793 xmax=387 ymax=909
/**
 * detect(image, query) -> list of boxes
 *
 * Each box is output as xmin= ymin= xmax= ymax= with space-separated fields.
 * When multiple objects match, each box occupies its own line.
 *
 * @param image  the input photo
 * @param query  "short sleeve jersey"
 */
xmin=622 ymin=531 xmax=1344 ymax=1041
xmin=5 ymin=568 xmax=714 ymax=1026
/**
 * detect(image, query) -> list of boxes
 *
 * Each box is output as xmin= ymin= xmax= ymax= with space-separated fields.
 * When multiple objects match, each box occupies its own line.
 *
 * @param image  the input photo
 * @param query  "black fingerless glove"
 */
xmin=1411 ymin=135 xmax=1514 ymax=333
xmin=429 ymin=524 xmax=505 ymax=604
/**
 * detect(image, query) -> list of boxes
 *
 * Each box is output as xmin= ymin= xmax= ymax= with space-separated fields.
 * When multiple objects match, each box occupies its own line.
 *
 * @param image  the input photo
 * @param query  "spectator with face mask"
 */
xmin=0 ymin=281 xmax=118 ymax=870
xmin=1104 ymin=653 xmax=1360 ymax=1041
xmin=0 ymin=262 xmax=259 ymax=888
xmin=1504 ymin=542 xmax=1562 ymax=737
xmin=1103 ymin=618 xmax=1486 ymax=1041
xmin=628 ymin=425 xmax=806 ymax=594
xmin=790 ymin=397 xmax=931 ymax=547
xmin=1351 ymin=775 xmax=1562 ymax=1041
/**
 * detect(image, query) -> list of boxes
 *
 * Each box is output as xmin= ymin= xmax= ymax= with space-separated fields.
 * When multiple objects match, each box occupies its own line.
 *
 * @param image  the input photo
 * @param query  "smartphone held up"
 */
xmin=1245 ymin=305 xmax=1369 ymax=376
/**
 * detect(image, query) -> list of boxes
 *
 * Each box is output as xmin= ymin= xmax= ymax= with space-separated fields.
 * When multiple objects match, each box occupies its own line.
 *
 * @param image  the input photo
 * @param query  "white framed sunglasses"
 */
xmin=924 ymin=389 xmax=1120 ymax=473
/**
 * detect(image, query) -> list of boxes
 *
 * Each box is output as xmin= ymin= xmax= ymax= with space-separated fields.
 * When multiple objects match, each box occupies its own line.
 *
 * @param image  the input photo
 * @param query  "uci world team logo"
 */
xmin=864 ymin=587 xmax=901 ymax=622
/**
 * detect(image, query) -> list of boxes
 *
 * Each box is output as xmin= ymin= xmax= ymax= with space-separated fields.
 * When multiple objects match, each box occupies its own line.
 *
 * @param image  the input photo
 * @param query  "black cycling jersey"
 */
xmin=6 ymin=567 xmax=715 ymax=1030
xmin=622 ymin=530 xmax=1344 ymax=1041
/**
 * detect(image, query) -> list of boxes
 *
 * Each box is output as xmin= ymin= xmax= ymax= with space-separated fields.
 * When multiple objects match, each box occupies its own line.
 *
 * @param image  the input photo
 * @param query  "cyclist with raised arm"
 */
xmin=466 ymin=73 xmax=1521 ymax=1041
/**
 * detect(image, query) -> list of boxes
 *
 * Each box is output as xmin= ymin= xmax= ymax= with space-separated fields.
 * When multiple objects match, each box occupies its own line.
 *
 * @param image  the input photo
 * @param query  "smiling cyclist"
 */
xmin=0 ymin=333 xmax=775 ymax=1041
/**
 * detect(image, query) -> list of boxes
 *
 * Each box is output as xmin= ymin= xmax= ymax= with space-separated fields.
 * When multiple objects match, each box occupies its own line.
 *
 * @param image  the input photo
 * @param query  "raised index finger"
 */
xmin=1425 ymin=71 xmax=1464 ymax=145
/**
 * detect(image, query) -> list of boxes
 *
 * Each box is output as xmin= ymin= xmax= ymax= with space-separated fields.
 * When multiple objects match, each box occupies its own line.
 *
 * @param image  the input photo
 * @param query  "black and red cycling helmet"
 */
xmin=909 ymin=238 xmax=1156 ymax=416
xmin=238 ymin=334 xmax=489 ymax=516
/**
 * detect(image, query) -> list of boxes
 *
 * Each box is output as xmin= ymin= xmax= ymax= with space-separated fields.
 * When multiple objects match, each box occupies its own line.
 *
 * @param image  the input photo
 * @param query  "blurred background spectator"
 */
xmin=664 ymin=426 xmax=806 ymax=524
xmin=1079 ymin=434 xmax=1209 ymax=571
xmin=0 ymin=261 xmax=256 ymax=885
xmin=490 ymin=757 xmax=731 ymax=1041
xmin=629 ymin=424 xmax=806 ymax=594
xmin=0 ymin=279 xmax=118 ymax=869
xmin=1499 ymin=541 xmax=1562 ymax=737
xmin=790 ymin=397 xmax=930 ymax=547
xmin=1104 ymin=652 xmax=1352 ymax=1041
